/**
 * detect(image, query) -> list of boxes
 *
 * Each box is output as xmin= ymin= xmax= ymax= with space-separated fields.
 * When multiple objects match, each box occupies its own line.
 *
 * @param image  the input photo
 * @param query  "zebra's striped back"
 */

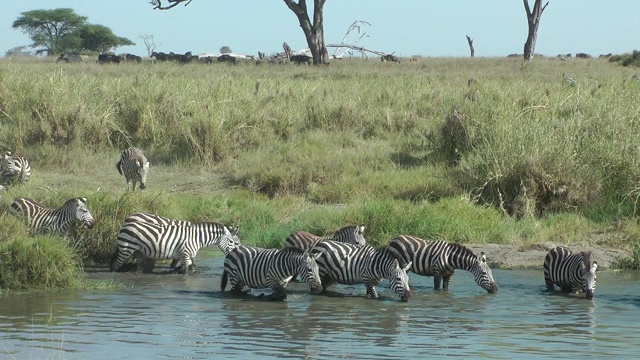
xmin=1 ymin=151 xmax=31 ymax=186
xmin=388 ymin=235 xmax=498 ymax=293
xmin=124 ymin=212 xmax=191 ymax=227
xmin=221 ymin=245 xmax=322 ymax=300
xmin=116 ymin=147 xmax=149 ymax=191
xmin=543 ymin=246 xmax=597 ymax=298
xmin=311 ymin=241 xmax=411 ymax=302
xmin=284 ymin=224 xmax=366 ymax=251
xmin=8 ymin=197 xmax=95 ymax=235
xmin=111 ymin=221 xmax=240 ymax=273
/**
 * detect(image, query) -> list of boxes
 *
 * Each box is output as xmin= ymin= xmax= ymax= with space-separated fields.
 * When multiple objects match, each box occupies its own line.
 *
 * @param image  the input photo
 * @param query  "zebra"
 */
xmin=116 ymin=147 xmax=149 ymax=191
xmin=8 ymin=197 xmax=95 ymax=235
xmin=111 ymin=221 xmax=240 ymax=274
xmin=310 ymin=241 xmax=412 ymax=302
xmin=221 ymin=245 xmax=322 ymax=301
xmin=122 ymin=212 xmax=196 ymax=271
xmin=284 ymin=224 xmax=366 ymax=251
xmin=387 ymin=235 xmax=498 ymax=293
xmin=1 ymin=151 xmax=31 ymax=186
xmin=543 ymin=246 xmax=597 ymax=299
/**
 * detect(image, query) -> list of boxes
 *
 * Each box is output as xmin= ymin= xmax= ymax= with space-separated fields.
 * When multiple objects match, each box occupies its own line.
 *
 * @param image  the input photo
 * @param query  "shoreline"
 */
xmin=466 ymin=243 xmax=633 ymax=270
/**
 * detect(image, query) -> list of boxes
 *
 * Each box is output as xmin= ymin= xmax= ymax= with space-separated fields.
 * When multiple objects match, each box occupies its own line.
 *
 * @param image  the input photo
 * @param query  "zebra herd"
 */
xmin=1 ymin=146 xmax=598 ymax=301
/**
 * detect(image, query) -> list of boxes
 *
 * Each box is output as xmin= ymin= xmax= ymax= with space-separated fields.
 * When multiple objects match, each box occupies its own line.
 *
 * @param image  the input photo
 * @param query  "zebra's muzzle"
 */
xmin=84 ymin=221 xmax=95 ymax=229
xmin=585 ymin=289 xmax=594 ymax=299
xmin=487 ymin=282 xmax=498 ymax=293
xmin=400 ymin=291 xmax=411 ymax=302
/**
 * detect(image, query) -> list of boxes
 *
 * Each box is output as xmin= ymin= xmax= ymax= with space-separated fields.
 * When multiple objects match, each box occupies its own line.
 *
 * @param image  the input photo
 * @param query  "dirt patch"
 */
xmin=467 ymin=243 xmax=633 ymax=270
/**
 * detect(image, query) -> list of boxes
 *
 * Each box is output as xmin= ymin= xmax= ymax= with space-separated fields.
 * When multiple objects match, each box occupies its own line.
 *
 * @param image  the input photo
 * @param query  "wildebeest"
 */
xmin=381 ymin=54 xmax=401 ymax=63
xmin=290 ymin=54 xmax=312 ymax=65
xmin=125 ymin=53 xmax=142 ymax=62
xmin=98 ymin=53 xmax=124 ymax=64
xmin=506 ymin=53 xmax=522 ymax=58
xmin=575 ymin=53 xmax=592 ymax=59
xmin=217 ymin=54 xmax=237 ymax=64
xmin=151 ymin=51 xmax=169 ymax=61
xmin=56 ymin=53 xmax=82 ymax=63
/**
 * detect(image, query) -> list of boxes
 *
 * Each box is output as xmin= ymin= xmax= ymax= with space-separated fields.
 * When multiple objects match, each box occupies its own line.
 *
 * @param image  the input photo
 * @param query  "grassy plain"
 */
xmin=1 ymin=55 xmax=640 ymax=288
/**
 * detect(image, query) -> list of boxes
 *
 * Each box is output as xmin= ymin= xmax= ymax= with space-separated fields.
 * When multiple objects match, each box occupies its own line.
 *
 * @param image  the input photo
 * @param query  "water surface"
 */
xmin=1 ymin=254 xmax=639 ymax=359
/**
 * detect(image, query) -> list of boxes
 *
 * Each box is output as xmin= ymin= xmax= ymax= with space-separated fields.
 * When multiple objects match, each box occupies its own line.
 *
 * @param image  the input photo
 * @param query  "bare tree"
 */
xmin=150 ymin=0 xmax=329 ymax=65
xmin=139 ymin=34 xmax=160 ymax=57
xmin=466 ymin=35 xmax=474 ymax=58
xmin=523 ymin=0 xmax=549 ymax=61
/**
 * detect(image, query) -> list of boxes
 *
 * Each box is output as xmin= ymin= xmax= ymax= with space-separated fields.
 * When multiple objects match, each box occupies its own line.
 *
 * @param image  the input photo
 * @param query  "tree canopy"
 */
xmin=12 ymin=8 xmax=134 ymax=56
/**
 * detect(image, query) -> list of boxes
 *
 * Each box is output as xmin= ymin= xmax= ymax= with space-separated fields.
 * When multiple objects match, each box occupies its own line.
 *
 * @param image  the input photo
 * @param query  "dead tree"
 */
xmin=523 ymin=0 xmax=549 ymax=61
xmin=466 ymin=35 xmax=475 ymax=58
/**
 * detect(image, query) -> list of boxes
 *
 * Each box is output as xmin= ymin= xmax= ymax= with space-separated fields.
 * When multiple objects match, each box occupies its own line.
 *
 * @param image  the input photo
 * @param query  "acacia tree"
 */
xmin=77 ymin=24 xmax=134 ymax=53
xmin=523 ymin=0 xmax=549 ymax=61
xmin=151 ymin=0 xmax=329 ymax=65
xmin=12 ymin=8 xmax=87 ymax=56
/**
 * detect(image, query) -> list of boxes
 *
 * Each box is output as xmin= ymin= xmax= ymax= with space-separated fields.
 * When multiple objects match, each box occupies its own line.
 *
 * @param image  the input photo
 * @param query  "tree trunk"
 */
xmin=466 ymin=35 xmax=474 ymax=58
xmin=283 ymin=0 xmax=328 ymax=65
xmin=523 ymin=0 xmax=549 ymax=61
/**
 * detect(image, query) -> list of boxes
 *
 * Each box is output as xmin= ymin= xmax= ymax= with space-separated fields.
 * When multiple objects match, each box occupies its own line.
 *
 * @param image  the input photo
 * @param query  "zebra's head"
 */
xmin=72 ymin=197 xmax=95 ymax=229
xmin=473 ymin=252 xmax=498 ymax=293
xmin=138 ymin=160 xmax=150 ymax=190
xmin=349 ymin=224 xmax=367 ymax=246
xmin=581 ymin=255 xmax=597 ymax=299
xmin=218 ymin=224 xmax=241 ymax=254
xmin=297 ymin=250 xmax=323 ymax=293
xmin=388 ymin=258 xmax=412 ymax=302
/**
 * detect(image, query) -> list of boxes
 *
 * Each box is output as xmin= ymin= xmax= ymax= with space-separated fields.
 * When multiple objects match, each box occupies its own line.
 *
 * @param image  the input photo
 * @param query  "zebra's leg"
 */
xmin=133 ymin=251 xmax=156 ymax=273
xmin=264 ymin=282 xmax=288 ymax=301
xmin=544 ymin=272 xmax=555 ymax=291
xmin=442 ymin=275 xmax=452 ymax=291
xmin=364 ymin=282 xmax=379 ymax=299
xmin=433 ymin=274 xmax=442 ymax=290
xmin=110 ymin=247 xmax=136 ymax=272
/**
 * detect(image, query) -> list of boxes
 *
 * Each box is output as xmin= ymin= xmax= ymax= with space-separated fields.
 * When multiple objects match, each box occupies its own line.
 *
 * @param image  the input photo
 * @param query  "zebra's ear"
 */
xmin=228 ymin=225 xmax=239 ymax=236
xmin=480 ymin=252 xmax=487 ymax=263
xmin=590 ymin=261 xmax=598 ymax=275
xmin=311 ymin=251 xmax=322 ymax=260
xmin=402 ymin=261 xmax=412 ymax=271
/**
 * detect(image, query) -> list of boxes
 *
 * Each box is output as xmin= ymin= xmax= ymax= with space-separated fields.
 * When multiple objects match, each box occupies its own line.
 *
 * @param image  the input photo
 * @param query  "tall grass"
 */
xmin=1 ymin=55 xmax=640 ymax=289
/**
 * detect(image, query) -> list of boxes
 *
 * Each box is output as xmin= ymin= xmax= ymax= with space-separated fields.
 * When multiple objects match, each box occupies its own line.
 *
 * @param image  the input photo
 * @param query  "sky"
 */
xmin=1 ymin=1 xmax=639 ymax=58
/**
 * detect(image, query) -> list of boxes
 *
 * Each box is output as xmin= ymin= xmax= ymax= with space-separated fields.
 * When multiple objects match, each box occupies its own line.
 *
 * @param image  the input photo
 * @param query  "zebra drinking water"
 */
xmin=310 ymin=241 xmax=412 ymax=302
xmin=8 ymin=197 xmax=95 ymax=235
xmin=221 ymin=245 xmax=322 ymax=301
xmin=543 ymin=246 xmax=597 ymax=299
xmin=1 ymin=151 xmax=31 ymax=186
xmin=111 ymin=221 xmax=240 ymax=274
xmin=387 ymin=235 xmax=498 ymax=293
xmin=284 ymin=224 xmax=367 ymax=251
xmin=116 ymin=147 xmax=149 ymax=191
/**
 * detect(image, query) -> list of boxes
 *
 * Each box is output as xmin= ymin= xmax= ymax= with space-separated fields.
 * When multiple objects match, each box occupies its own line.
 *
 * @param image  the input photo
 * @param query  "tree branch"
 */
xmin=151 ymin=0 xmax=192 ymax=10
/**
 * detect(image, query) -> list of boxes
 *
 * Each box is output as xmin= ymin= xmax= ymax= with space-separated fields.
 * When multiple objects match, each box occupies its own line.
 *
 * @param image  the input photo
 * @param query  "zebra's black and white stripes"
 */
xmin=311 ymin=241 xmax=412 ymax=301
xmin=388 ymin=236 xmax=498 ymax=293
xmin=8 ymin=197 xmax=95 ymax=235
xmin=221 ymin=245 xmax=322 ymax=300
xmin=284 ymin=224 xmax=366 ymax=251
xmin=543 ymin=246 xmax=597 ymax=299
xmin=116 ymin=147 xmax=149 ymax=191
xmin=111 ymin=220 xmax=239 ymax=274
xmin=1 ymin=151 xmax=31 ymax=186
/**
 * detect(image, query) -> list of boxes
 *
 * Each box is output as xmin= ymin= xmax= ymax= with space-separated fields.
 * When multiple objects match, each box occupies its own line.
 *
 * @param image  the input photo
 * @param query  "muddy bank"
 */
xmin=466 ymin=243 xmax=634 ymax=270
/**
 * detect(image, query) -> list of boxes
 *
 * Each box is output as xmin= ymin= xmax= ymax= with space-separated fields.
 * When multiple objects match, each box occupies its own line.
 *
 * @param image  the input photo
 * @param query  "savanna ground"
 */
xmin=1 ymin=54 xmax=640 ymax=289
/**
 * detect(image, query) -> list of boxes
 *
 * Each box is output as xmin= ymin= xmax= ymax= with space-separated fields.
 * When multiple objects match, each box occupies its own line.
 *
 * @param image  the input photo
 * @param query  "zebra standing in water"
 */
xmin=544 ymin=246 xmax=597 ymax=299
xmin=111 ymin=221 xmax=240 ymax=274
xmin=1 ymin=151 xmax=31 ymax=186
xmin=8 ymin=197 xmax=95 ymax=235
xmin=221 ymin=245 xmax=322 ymax=301
xmin=311 ymin=241 xmax=412 ymax=302
xmin=116 ymin=147 xmax=149 ymax=191
xmin=387 ymin=236 xmax=498 ymax=293
xmin=284 ymin=224 xmax=367 ymax=251
xmin=122 ymin=212 xmax=197 ymax=271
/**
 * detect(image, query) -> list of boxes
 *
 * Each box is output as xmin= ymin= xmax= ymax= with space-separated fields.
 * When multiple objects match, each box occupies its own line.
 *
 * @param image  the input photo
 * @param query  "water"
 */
xmin=1 ymin=255 xmax=639 ymax=359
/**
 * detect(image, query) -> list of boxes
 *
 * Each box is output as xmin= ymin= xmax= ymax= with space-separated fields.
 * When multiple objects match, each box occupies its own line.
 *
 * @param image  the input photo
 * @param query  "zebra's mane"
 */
xmin=63 ymin=197 xmax=86 ymax=207
xmin=449 ymin=242 xmax=478 ymax=259
xmin=581 ymin=251 xmax=593 ymax=267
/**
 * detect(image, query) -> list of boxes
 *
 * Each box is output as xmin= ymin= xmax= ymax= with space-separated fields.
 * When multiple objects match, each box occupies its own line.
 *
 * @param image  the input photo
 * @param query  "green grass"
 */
xmin=1 ymin=55 xmax=640 ymax=289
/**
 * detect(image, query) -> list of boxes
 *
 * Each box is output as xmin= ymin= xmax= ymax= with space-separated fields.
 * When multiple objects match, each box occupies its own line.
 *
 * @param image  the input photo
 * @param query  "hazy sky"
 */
xmin=1 ymin=1 xmax=638 ymax=58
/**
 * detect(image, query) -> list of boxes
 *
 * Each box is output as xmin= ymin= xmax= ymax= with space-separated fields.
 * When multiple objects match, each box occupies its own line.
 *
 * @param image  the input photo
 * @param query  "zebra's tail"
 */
xmin=115 ymin=159 xmax=123 ymax=176
xmin=220 ymin=269 xmax=229 ymax=291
